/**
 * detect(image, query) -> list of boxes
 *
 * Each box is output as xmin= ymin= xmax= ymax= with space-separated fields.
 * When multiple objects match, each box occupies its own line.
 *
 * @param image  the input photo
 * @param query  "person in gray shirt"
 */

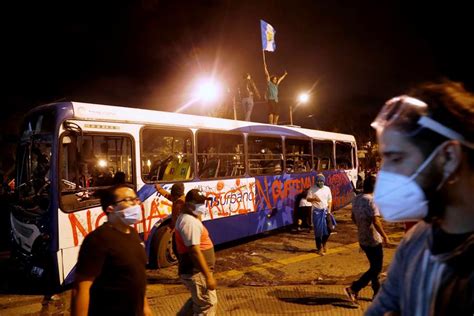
xmin=345 ymin=176 xmax=389 ymax=304
xmin=366 ymin=81 xmax=474 ymax=316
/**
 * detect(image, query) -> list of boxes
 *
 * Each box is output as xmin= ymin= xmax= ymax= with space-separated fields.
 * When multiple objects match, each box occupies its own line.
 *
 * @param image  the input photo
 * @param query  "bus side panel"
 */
xmin=204 ymin=215 xmax=250 ymax=245
xmin=249 ymin=170 xmax=355 ymax=235
xmin=324 ymin=170 xmax=356 ymax=210
xmin=251 ymin=173 xmax=316 ymax=234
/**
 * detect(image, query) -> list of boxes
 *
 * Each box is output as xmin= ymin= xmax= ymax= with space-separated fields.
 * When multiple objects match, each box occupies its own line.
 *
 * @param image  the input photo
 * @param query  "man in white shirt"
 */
xmin=307 ymin=173 xmax=333 ymax=254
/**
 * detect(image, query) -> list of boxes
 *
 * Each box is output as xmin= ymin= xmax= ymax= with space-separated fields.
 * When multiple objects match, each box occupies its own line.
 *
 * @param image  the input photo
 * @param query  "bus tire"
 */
xmin=149 ymin=225 xmax=177 ymax=269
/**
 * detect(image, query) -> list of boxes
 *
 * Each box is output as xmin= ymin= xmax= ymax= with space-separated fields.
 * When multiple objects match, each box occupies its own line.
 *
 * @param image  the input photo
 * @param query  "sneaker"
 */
xmin=344 ymin=287 xmax=359 ymax=304
xmin=323 ymin=246 xmax=328 ymax=253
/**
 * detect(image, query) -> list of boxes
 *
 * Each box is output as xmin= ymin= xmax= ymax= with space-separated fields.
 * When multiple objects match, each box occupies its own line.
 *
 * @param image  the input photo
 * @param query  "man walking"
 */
xmin=71 ymin=184 xmax=152 ymax=316
xmin=307 ymin=173 xmax=333 ymax=255
xmin=345 ymin=176 xmax=389 ymax=304
xmin=175 ymin=189 xmax=217 ymax=315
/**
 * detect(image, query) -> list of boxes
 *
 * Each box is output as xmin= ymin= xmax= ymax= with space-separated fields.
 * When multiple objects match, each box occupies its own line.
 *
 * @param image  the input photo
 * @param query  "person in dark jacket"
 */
xmin=366 ymin=81 xmax=474 ymax=316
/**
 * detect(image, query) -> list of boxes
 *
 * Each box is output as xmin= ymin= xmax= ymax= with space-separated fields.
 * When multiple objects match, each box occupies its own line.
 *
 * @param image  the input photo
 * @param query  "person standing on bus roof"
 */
xmin=263 ymin=51 xmax=287 ymax=125
xmin=175 ymin=189 xmax=217 ymax=316
xmin=307 ymin=173 xmax=334 ymax=255
xmin=366 ymin=81 xmax=474 ymax=316
xmin=237 ymin=72 xmax=261 ymax=121
xmin=155 ymin=182 xmax=185 ymax=229
xmin=71 ymin=184 xmax=152 ymax=316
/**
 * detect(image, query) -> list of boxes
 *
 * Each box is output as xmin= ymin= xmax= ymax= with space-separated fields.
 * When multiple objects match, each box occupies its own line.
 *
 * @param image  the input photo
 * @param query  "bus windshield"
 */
xmin=15 ymin=111 xmax=54 ymax=215
xmin=17 ymin=135 xmax=53 ymax=200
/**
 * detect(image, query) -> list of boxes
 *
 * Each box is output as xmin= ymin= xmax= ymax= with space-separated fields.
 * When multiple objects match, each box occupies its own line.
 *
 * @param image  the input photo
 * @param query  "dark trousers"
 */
xmin=315 ymin=234 xmax=329 ymax=250
xmin=297 ymin=206 xmax=312 ymax=227
xmin=351 ymin=244 xmax=383 ymax=295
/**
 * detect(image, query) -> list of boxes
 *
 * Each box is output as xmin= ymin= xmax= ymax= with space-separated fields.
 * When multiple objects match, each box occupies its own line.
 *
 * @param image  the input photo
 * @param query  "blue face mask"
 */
xmin=115 ymin=205 xmax=141 ymax=225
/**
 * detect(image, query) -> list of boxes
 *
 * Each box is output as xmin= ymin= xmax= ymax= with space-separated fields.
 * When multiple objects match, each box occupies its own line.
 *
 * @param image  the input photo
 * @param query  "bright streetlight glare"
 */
xmin=195 ymin=79 xmax=221 ymax=103
xmin=298 ymin=93 xmax=310 ymax=103
xmin=98 ymin=159 xmax=107 ymax=168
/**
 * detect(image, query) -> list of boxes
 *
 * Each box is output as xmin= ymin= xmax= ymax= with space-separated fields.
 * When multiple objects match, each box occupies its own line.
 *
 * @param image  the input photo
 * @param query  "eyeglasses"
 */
xmin=372 ymin=95 xmax=474 ymax=149
xmin=113 ymin=197 xmax=141 ymax=205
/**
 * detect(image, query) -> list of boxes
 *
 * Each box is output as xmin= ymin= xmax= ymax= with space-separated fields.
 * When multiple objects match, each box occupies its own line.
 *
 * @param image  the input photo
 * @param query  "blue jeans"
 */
xmin=241 ymin=97 xmax=254 ymax=121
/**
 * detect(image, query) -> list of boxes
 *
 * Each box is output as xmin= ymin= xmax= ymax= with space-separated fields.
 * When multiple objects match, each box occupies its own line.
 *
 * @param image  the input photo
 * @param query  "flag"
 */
xmin=260 ymin=20 xmax=276 ymax=52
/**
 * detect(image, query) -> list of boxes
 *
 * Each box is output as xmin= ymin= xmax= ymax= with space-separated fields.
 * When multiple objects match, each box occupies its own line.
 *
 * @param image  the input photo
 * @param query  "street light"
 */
xmin=298 ymin=93 xmax=310 ymax=103
xmin=290 ymin=92 xmax=310 ymax=126
xmin=194 ymin=78 xmax=221 ymax=103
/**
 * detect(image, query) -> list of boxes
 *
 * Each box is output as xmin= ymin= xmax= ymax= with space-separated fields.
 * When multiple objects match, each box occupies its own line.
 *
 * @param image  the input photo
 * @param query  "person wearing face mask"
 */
xmin=307 ymin=173 xmax=333 ymax=255
xmin=366 ymin=81 xmax=474 ymax=316
xmin=175 ymin=189 xmax=217 ymax=315
xmin=71 ymin=185 xmax=152 ymax=316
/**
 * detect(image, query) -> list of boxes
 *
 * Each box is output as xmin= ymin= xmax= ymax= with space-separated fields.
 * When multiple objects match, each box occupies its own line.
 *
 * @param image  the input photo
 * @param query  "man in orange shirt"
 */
xmin=155 ymin=183 xmax=185 ymax=229
xmin=175 ymin=189 xmax=217 ymax=315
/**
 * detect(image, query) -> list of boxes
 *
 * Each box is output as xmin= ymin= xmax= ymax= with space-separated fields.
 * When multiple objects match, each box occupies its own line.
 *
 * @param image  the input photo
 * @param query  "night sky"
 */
xmin=2 ymin=0 xmax=473 ymax=173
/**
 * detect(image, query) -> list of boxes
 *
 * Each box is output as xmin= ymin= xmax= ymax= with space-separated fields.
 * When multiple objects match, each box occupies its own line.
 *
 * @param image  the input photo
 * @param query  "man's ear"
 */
xmin=105 ymin=205 xmax=115 ymax=215
xmin=441 ymin=141 xmax=463 ymax=178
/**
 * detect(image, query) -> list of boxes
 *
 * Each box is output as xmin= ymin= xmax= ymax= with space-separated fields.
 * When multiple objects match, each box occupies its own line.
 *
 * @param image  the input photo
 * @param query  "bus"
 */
xmin=10 ymin=101 xmax=357 ymax=288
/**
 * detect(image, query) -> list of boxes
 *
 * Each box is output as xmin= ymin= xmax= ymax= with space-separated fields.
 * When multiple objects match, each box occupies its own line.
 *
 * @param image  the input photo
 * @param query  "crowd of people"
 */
xmin=70 ymin=80 xmax=473 ymax=316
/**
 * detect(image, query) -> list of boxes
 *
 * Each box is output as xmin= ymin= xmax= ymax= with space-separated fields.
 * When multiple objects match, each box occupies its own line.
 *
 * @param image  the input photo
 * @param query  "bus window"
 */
xmin=285 ymin=138 xmax=312 ymax=173
xmin=141 ymin=128 xmax=193 ymax=182
xmin=197 ymin=131 xmax=244 ymax=179
xmin=248 ymin=135 xmax=283 ymax=175
xmin=60 ymin=134 xmax=133 ymax=212
xmin=313 ymin=140 xmax=334 ymax=170
xmin=335 ymin=141 xmax=353 ymax=170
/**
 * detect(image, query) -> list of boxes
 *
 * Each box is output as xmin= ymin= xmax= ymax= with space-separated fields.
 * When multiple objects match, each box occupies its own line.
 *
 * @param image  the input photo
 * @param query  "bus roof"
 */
xmin=37 ymin=101 xmax=356 ymax=143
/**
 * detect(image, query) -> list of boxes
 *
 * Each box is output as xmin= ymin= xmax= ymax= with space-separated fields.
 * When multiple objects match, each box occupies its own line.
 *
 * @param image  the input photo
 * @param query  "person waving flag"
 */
xmin=260 ymin=20 xmax=276 ymax=52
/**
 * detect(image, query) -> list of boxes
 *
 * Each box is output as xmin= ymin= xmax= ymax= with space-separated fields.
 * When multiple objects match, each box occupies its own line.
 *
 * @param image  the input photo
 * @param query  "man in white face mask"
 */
xmin=175 ymin=189 xmax=217 ymax=315
xmin=72 ymin=185 xmax=152 ymax=316
xmin=366 ymin=81 xmax=474 ymax=316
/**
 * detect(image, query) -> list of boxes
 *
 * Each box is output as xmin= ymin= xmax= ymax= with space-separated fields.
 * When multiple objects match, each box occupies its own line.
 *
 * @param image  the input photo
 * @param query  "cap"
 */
xmin=185 ymin=189 xmax=212 ymax=203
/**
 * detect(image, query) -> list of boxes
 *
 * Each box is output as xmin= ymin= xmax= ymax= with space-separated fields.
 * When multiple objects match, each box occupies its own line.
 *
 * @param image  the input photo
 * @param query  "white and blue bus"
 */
xmin=10 ymin=101 xmax=357 ymax=288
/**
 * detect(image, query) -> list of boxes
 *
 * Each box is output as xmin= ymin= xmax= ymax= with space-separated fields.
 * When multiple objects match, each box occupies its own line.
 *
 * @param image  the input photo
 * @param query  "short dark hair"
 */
xmin=171 ymin=183 xmax=185 ymax=197
xmin=407 ymin=80 xmax=474 ymax=166
xmin=98 ymin=184 xmax=134 ymax=212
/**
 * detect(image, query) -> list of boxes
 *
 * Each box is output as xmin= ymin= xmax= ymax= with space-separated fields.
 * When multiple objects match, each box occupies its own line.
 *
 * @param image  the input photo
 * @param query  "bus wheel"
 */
xmin=149 ymin=226 xmax=177 ymax=269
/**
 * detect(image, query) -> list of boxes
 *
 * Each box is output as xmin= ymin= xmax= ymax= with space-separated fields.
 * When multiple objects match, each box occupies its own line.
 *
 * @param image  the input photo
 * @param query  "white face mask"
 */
xmin=192 ymin=203 xmax=207 ymax=217
xmin=374 ymin=143 xmax=445 ymax=222
xmin=112 ymin=204 xmax=141 ymax=225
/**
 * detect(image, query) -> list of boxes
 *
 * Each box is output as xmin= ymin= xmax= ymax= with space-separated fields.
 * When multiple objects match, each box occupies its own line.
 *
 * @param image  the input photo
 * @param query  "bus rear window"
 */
xmin=141 ymin=128 xmax=193 ymax=182
xmin=313 ymin=140 xmax=334 ymax=170
xmin=335 ymin=141 xmax=353 ymax=170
